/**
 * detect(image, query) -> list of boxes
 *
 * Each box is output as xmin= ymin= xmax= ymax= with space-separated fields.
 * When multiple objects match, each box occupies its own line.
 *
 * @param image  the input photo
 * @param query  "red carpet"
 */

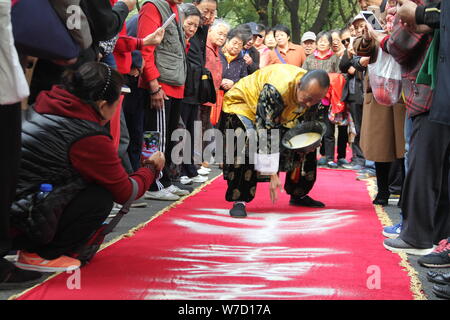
xmin=16 ymin=169 xmax=414 ymax=300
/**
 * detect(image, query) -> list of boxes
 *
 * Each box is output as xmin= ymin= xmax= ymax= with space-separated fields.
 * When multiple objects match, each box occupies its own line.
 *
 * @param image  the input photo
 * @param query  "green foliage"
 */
xmin=131 ymin=0 xmax=359 ymax=42
xmin=218 ymin=0 xmax=260 ymax=26
xmin=217 ymin=0 xmax=359 ymax=32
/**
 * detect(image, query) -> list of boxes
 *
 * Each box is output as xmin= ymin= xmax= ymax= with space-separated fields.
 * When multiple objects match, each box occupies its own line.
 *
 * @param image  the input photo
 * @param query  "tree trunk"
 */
xmin=251 ymin=0 xmax=270 ymax=26
xmin=283 ymin=0 xmax=300 ymax=44
xmin=310 ymin=0 xmax=330 ymax=34
xmin=271 ymin=0 xmax=280 ymax=27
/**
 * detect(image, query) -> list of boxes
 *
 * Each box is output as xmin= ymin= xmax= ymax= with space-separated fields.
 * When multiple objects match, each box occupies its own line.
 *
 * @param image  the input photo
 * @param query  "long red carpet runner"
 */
xmin=16 ymin=169 xmax=415 ymax=300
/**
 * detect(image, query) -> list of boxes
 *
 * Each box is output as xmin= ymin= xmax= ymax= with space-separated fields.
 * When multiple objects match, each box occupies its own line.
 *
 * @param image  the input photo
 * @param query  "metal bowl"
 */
xmin=281 ymin=121 xmax=326 ymax=154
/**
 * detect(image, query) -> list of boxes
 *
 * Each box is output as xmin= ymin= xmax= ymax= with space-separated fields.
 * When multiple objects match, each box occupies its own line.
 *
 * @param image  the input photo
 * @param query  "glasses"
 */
xmin=341 ymin=38 xmax=351 ymax=45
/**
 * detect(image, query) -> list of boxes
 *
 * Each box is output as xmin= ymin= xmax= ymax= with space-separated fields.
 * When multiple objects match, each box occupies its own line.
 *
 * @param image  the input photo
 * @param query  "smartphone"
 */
xmin=141 ymin=131 xmax=161 ymax=159
xmin=361 ymin=10 xmax=384 ymax=32
xmin=161 ymin=13 xmax=176 ymax=30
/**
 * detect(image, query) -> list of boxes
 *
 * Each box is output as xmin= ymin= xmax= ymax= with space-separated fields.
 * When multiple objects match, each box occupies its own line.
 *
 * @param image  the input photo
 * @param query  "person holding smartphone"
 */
xmin=355 ymin=0 xmax=438 ymax=256
xmin=10 ymin=62 xmax=165 ymax=272
xmin=138 ymin=0 xmax=189 ymax=200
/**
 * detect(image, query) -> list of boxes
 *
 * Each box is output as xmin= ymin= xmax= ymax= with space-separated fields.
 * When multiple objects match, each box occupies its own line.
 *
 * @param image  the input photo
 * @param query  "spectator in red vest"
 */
xmin=138 ymin=0 xmax=189 ymax=201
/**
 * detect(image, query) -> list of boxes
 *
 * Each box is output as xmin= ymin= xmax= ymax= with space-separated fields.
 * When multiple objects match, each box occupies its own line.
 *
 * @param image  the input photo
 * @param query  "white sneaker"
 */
xmin=144 ymin=189 xmax=180 ymax=201
xmin=200 ymin=166 xmax=211 ymax=173
xmin=166 ymin=185 xmax=190 ymax=196
xmin=131 ymin=201 xmax=148 ymax=208
xmin=4 ymin=252 xmax=18 ymax=262
xmin=197 ymin=167 xmax=210 ymax=176
xmin=192 ymin=175 xmax=208 ymax=183
xmin=180 ymin=176 xmax=193 ymax=185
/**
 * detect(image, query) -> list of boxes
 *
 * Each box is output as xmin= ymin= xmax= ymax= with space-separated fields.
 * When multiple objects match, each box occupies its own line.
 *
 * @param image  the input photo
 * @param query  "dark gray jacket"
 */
xmin=11 ymin=109 xmax=110 ymax=244
xmin=142 ymin=0 xmax=187 ymax=86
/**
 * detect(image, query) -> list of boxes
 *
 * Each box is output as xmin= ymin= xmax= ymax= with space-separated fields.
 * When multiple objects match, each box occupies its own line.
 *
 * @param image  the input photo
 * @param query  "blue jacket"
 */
xmin=219 ymin=50 xmax=248 ymax=88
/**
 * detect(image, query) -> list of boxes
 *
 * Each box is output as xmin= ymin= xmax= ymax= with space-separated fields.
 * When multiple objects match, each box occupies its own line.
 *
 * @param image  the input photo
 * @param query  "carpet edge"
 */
xmin=98 ymin=173 xmax=224 ymax=251
xmin=8 ymin=174 xmax=224 ymax=300
xmin=365 ymin=178 xmax=427 ymax=301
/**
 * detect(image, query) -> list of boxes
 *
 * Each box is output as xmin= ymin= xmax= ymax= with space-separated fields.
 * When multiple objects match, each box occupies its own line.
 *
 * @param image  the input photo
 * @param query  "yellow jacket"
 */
xmin=222 ymin=64 xmax=307 ymax=127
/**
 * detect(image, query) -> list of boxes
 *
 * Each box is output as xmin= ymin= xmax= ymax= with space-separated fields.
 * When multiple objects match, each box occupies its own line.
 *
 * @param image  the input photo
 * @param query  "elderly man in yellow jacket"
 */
xmin=220 ymin=64 xmax=330 ymax=218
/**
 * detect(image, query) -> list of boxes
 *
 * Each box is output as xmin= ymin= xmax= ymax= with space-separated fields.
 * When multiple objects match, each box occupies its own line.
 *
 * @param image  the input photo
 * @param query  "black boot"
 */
xmin=229 ymin=203 xmax=247 ymax=218
xmin=372 ymin=192 xmax=390 ymax=206
xmin=374 ymin=162 xmax=392 ymax=206
xmin=290 ymin=195 xmax=325 ymax=208
xmin=0 ymin=258 xmax=43 ymax=290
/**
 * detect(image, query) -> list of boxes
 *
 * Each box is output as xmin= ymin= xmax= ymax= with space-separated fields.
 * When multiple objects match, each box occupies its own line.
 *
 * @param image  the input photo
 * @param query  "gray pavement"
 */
xmin=383 ymin=195 xmax=450 ymax=300
xmin=1 ymin=168 xmax=448 ymax=300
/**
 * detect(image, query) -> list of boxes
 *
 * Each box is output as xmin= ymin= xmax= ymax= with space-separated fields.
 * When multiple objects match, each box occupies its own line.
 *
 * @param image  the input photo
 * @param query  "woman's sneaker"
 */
xmin=16 ymin=251 xmax=81 ymax=273
xmin=327 ymin=161 xmax=338 ymax=169
xmin=382 ymin=222 xmax=402 ymax=239
xmin=337 ymin=158 xmax=350 ymax=167
xmin=197 ymin=167 xmax=210 ymax=176
xmin=342 ymin=162 xmax=363 ymax=170
xmin=180 ymin=176 xmax=193 ymax=185
xmin=200 ymin=166 xmax=211 ymax=173
xmin=418 ymin=238 xmax=450 ymax=268
xmin=383 ymin=238 xmax=434 ymax=256
xmin=144 ymin=189 xmax=180 ymax=201
xmin=192 ymin=175 xmax=208 ymax=183
xmin=166 ymin=185 xmax=190 ymax=196
xmin=318 ymin=157 xmax=327 ymax=166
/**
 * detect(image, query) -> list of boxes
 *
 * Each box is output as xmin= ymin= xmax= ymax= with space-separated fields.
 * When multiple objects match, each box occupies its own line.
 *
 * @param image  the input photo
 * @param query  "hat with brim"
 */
xmin=301 ymin=31 xmax=316 ymax=43
xmin=246 ymin=22 xmax=264 ymax=38
xmin=352 ymin=13 xmax=365 ymax=24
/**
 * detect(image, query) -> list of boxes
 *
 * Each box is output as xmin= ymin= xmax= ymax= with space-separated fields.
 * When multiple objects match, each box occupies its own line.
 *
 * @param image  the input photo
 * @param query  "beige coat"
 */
xmin=360 ymin=92 xmax=405 ymax=162
xmin=354 ymin=37 xmax=405 ymax=162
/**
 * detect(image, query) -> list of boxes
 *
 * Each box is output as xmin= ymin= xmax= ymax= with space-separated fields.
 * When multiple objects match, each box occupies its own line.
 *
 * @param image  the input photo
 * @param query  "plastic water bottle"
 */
xmin=36 ymin=183 xmax=53 ymax=201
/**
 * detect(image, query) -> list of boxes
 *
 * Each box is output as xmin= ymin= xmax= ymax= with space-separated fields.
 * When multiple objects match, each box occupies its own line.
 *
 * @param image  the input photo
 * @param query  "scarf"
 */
xmin=313 ymin=49 xmax=334 ymax=60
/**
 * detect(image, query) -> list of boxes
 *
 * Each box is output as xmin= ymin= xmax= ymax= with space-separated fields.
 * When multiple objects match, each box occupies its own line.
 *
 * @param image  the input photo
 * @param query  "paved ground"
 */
xmin=1 ymin=167 xmax=448 ymax=300
xmin=383 ymin=195 xmax=450 ymax=300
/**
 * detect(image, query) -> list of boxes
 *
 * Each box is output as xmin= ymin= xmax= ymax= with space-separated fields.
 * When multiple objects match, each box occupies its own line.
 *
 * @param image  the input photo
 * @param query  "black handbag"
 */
xmin=10 ymin=178 xmax=87 ymax=245
xmin=198 ymin=67 xmax=216 ymax=104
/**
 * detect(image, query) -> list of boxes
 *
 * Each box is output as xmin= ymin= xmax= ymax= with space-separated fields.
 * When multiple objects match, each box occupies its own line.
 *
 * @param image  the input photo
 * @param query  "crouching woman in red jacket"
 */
xmin=10 ymin=62 xmax=165 ymax=273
